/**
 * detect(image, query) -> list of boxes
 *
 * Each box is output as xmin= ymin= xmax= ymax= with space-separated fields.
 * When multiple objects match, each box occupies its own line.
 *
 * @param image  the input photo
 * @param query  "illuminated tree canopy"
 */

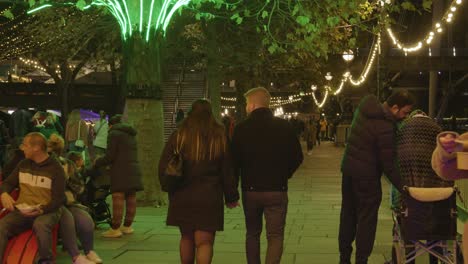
xmin=28 ymin=0 xmax=195 ymax=41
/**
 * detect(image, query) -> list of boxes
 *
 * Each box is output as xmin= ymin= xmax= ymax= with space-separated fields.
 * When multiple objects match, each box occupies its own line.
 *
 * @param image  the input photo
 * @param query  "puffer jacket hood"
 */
xmin=359 ymin=95 xmax=385 ymax=119
xmin=111 ymin=123 xmax=137 ymax=136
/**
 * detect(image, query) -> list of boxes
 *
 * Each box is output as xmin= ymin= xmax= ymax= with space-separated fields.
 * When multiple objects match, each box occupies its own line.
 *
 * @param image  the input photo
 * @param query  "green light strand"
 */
xmin=139 ymin=0 xmax=143 ymax=32
xmin=119 ymin=0 xmax=133 ymax=36
xmin=162 ymin=0 xmax=190 ymax=32
xmin=104 ymin=0 xmax=127 ymax=39
xmin=109 ymin=0 xmax=129 ymax=37
xmin=145 ymin=0 xmax=156 ymax=41
xmin=26 ymin=4 xmax=52 ymax=14
xmin=156 ymin=0 xmax=171 ymax=30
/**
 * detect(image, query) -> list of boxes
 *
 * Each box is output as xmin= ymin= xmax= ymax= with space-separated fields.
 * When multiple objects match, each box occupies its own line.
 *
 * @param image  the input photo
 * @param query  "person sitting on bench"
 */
xmin=0 ymin=132 xmax=65 ymax=264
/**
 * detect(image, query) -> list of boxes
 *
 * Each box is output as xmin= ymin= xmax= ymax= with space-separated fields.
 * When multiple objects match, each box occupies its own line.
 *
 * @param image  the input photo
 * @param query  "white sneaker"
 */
xmin=86 ymin=250 xmax=103 ymax=263
xmin=73 ymin=255 xmax=95 ymax=264
xmin=120 ymin=226 xmax=134 ymax=234
xmin=101 ymin=228 xmax=122 ymax=238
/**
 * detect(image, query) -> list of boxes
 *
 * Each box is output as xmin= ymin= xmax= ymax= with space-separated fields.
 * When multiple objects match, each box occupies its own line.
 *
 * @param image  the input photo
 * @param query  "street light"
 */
xmin=342 ymin=50 xmax=355 ymax=62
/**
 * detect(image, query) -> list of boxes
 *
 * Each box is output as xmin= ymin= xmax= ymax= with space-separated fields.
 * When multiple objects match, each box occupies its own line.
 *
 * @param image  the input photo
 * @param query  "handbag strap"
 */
xmin=77 ymin=120 xmax=81 ymax=139
xmin=94 ymin=120 xmax=105 ymax=136
xmin=175 ymin=132 xmax=184 ymax=154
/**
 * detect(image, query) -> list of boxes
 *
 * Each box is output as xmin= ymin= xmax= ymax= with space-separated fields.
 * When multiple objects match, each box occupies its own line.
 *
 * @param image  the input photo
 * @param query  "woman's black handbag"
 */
xmin=161 ymin=133 xmax=184 ymax=192
xmin=165 ymin=151 xmax=183 ymax=178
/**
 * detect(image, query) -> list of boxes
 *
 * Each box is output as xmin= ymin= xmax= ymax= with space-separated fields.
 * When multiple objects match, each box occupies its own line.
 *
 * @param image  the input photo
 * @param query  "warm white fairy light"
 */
xmin=221 ymin=105 xmax=236 ymax=109
xmin=19 ymin=57 xmax=47 ymax=72
xmin=348 ymin=34 xmax=381 ymax=86
xmin=312 ymin=90 xmax=329 ymax=108
xmin=333 ymin=80 xmax=347 ymax=95
xmin=385 ymin=0 xmax=463 ymax=54
xmin=221 ymin=96 xmax=236 ymax=101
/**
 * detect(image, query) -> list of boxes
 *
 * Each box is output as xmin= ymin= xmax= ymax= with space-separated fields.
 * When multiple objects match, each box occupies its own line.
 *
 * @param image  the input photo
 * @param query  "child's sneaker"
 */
xmin=73 ymin=255 xmax=95 ymax=264
xmin=101 ymin=228 xmax=122 ymax=238
xmin=120 ymin=226 xmax=134 ymax=234
xmin=86 ymin=250 xmax=103 ymax=263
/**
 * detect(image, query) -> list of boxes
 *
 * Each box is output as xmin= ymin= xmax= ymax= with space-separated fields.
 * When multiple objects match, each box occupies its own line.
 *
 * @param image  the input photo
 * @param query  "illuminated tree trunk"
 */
xmin=122 ymin=32 xmax=166 ymax=205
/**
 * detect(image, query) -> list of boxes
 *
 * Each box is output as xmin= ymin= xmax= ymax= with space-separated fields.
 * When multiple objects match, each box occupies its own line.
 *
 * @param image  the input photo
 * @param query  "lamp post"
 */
xmin=342 ymin=50 xmax=355 ymax=62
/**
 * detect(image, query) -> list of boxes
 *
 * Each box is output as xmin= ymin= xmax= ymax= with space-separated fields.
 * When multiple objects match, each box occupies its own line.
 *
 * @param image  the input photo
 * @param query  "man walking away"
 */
xmin=231 ymin=87 xmax=303 ymax=264
xmin=338 ymin=90 xmax=415 ymax=264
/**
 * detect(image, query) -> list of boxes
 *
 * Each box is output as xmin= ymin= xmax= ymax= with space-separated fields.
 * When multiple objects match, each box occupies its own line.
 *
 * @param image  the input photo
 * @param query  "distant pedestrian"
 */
xmin=175 ymin=108 xmax=185 ymax=126
xmin=94 ymin=115 xmax=143 ymax=238
xmin=65 ymin=109 xmax=88 ymax=152
xmin=304 ymin=117 xmax=317 ymax=155
xmin=315 ymin=119 xmax=321 ymax=146
xmin=231 ymin=87 xmax=303 ymax=264
xmin=339 ymin=90 xmax=415 ymax=264
xmin=159 ymin=99 xmax=239 ymax=264
xmin=320 ymin=117 xmax=328 ymax=140
xmin=92 ymin=110 xmax=108 ymax=159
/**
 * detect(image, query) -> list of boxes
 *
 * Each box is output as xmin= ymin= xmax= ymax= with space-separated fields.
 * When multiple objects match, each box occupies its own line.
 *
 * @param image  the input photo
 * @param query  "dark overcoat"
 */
xmin=341 ymin=95 xmax=401 ymax=189
xmin=95 ymin=123 xmax=143 ymax=193
xmin=158 ymin=131 xmax=239 ymax=231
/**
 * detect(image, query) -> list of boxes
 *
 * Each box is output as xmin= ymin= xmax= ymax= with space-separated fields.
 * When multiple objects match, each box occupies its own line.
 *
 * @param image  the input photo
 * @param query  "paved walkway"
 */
xmin=57 ymin=141 xmax=399 ymax=264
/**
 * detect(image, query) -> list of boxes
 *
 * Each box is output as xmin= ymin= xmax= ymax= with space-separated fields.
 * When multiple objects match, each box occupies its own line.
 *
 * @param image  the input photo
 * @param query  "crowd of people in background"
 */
xmin=0 ymin=87 xmax=466 ymax=264
xmin=0 ymin=107 xmax=143 ymax=264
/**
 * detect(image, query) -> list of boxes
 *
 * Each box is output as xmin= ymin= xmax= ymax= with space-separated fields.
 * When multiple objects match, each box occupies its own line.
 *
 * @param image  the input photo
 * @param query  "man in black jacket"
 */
xmin=339 ymin=90 xmax=414 ymax=264
xmin=231 ymin=87 xmax=303 ymax=264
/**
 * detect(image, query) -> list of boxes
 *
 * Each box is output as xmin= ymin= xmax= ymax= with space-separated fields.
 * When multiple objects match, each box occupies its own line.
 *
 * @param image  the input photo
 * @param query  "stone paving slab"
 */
xmin=54 ymin=142 xmax=436 ymax=263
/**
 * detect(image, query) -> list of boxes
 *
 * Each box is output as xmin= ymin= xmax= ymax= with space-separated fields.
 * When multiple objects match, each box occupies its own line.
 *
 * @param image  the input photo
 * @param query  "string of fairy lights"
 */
xmin=220 ymin=0 xmax=464 ymax=111
xmin=0 ymin=0 xmax=465 ymax=112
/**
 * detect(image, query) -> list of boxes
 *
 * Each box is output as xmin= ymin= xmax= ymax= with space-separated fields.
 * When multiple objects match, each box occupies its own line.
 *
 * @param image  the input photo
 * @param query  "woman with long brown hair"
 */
xmin=159 ymin=99 xmax=239 ymax=264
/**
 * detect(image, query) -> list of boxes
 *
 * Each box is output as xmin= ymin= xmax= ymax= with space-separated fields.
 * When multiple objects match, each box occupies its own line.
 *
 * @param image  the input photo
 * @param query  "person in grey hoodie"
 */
xmin=94 ymin=115 xmax=143 ymax=238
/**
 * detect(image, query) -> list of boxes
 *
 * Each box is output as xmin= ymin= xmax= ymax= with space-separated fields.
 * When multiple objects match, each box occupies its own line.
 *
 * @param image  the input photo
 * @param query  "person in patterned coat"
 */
xmin=395 ymin=110 xmax=453 ymax=264
xmin=397 ymin=110 xmax=453 ymax=188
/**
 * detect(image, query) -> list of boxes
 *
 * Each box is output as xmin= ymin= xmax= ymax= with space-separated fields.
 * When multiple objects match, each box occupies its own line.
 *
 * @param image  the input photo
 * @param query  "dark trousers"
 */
xmin=0 ymin=209 xmax=62 ymax=262
xmin=242 ymin=191 xmax=288 ymax=264
xmin=306 ymin=141 xmax=314 ymax=151
xmin=338 ymin=175 xmax=382 ymax=264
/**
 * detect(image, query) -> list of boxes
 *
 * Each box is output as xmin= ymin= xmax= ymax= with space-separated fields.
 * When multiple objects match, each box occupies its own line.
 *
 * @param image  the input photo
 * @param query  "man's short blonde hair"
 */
xmin=244 ymin=87 xmax=271 ymax=107
xmin=25 ymin=132 xmax=48 ymax=152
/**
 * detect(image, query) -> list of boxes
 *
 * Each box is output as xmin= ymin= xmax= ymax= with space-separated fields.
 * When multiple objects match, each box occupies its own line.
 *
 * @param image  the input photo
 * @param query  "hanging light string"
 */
xmin=222 ymin=0 xmax=464 ymax=110
xmin=311 ymin=88 xmax=329 ymax=108
xmin=346 ymin=33 xmax=381 ymax=86
xmin=386 ymin=0 xmax=463 ymax=53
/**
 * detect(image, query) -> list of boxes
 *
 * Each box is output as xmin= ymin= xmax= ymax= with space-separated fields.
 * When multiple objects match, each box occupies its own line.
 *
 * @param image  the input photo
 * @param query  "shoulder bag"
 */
xmin=74 ymin=121 xmax=85 ymax=148
xmin=161 ymin=133 xmax=184 ymax=192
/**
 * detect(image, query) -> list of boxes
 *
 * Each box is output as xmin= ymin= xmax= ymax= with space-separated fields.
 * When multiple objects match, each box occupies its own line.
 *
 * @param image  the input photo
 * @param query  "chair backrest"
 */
xmin=407 ymin=186 xmax=455 ymax=202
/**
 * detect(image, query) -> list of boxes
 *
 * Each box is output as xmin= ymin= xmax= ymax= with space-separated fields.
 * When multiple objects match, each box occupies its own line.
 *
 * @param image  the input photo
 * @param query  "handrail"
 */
xmin=172 ymin=59 xmax=186 ymax=125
